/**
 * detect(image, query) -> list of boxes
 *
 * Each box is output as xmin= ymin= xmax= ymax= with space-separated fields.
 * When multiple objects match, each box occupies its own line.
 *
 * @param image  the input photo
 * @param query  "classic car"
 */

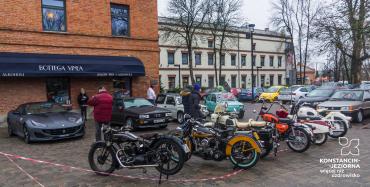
xmin=298 ymin=87 xmax=336 ymax=108
xmin=317 ymin=89 xmax=370 ymax=122
xmin=7 ymin=102 xmax=85 ymax=143
xmin=205 ymin=92 xmax=245 ymax=118
xmin=111 ymin=97 xmax=172 ymax=130
xmin=156 ymin=93 xmax=209 ymax=123
xmin=259 ymin=86 xmax=286 ymax=102
xmin=277 ymin=85 xmax=310 ymax=104
xmin=238 ymin=87 xmax=264 ymax=101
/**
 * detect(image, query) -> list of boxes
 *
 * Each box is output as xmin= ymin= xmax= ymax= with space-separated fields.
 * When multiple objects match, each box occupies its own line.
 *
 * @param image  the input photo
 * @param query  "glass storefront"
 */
xmin=113 ymin=77 xmax=131 ymax=99
xmin=46 ymin=78 xmax=70 ymax=104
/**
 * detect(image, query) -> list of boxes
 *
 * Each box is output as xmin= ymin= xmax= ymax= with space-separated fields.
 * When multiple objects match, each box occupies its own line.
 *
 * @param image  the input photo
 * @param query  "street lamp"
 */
xmin=247 ymin=24 xmax=256 ymax=99
xmin=256 ymin=66 xmax=262 ymax=88
xmin=173 ymin=64 xmax=181 ymax=89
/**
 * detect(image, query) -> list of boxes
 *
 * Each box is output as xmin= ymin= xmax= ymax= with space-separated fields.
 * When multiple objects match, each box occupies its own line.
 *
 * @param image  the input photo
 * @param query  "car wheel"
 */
xmin=7 ymin=119 xmax=14 ymax=137
xmin=355 ymin=110 xmax=363 ymax=123
xmin=125 ymin=118 xmax=136 ymax=131
xmin=177 ymin=112 xmax=184 ymax=123
xmin=23 ymin=125 xmax=31 ymax=144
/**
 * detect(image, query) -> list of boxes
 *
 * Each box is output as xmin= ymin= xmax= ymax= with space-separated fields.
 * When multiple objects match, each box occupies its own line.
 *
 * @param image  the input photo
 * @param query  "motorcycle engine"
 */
xmin=196 ymin=138 xmax=225 ymax=161
xmin=117 ymin=143 xmax=137 ymax=166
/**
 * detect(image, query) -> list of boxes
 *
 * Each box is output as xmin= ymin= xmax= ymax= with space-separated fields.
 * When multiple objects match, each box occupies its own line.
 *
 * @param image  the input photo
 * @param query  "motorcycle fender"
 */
xmin=295 ymin=125 xmax=314 ymax=140
xmin=225 ymin=135 xmax=261 ymax=156
xmin=306 ymin=122 xmax=330 ymax=134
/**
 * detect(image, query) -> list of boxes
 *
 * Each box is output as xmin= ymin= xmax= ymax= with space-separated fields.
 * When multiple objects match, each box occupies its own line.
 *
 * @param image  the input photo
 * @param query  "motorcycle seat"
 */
xmin=236 ymin=119 xmax=267 ymax=129
xmin=139 ymin=133 xmax=159 ymax=139
xmin=279 ymin=118 xmax=294 ymax=125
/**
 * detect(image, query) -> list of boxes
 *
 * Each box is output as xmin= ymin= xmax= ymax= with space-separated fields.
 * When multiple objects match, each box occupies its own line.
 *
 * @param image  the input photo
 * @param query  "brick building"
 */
xmin=0 ymin=0 xmax=159 ymax=120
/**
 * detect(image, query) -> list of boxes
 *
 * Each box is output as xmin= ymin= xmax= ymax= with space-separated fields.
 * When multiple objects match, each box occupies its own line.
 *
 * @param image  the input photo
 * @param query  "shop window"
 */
xmin=168 ymin=52 xmax=175 ymax=65
xmin=42 ymin=0 xmax=66 ymax=32
xmin=195 ymin=53 xmax=202 ymax=65
xmin=111 ymin=4 xmax=130 ymax=36
xmin=113 ymin=78 xmax=131 ymax=99
xmin=46 ymin=78 xmax=70 ymax=104
xmin=208 ymin=53 xmax=214 ymax=65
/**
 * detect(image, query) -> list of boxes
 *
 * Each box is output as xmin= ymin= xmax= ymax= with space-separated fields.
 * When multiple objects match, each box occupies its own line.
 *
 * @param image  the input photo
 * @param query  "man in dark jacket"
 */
xmin=87 ymin=86 xmax=113 ymax=141
xmin=180 ymin=85 xmax=193 ymax=115
xmin=77 ymin=88 xmax=89 ymax=121
xmin=191 ymin=84 xmax=202 ymax=119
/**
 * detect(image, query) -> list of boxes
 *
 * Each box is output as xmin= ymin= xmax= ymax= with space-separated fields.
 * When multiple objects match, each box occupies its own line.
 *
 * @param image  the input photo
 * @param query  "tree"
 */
xmin=163 ymin=0 xmax=212 ymax=84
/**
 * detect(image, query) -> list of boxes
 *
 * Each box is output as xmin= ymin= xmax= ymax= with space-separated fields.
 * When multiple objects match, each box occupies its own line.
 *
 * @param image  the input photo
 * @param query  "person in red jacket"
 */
xmin=87 ymin=86 xmax=113 ymax=141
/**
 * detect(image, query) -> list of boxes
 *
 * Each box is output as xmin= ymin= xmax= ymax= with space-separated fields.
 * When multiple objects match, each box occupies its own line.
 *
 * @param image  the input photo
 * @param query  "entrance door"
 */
xmin=46 ymin=78 xmax=70 ymax=104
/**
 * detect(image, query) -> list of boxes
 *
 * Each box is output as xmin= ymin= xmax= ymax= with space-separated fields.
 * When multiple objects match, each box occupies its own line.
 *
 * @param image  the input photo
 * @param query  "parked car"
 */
xmin=259 ymin=86 xmax=286 ymax=102
xmin=278 ymin=85 xmax=310 ymax=104
xmin=298 ymin=87 xmax=336 ymax=108
xmin=156 ymin=93 xmax=209 ymax=123
xmin=7 ymin=102 xmax=85 ymax=143
xmin=111 ymin=97 xmax=172 ymax=130
xmin=317 ymin=89 xmax=370 ymax=122
xmin=238 ymin=87 xmax=264 ymax=101
xmin=205 ymin=92 xmax=245 ymax=118
xmin=230 ymin=88 xmax=241 ymax=97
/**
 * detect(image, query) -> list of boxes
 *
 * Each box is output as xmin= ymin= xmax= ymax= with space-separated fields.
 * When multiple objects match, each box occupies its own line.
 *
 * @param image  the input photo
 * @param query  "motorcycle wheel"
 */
xmin=88 ymin=142 xmax=117 ymax=176
xmin=229 ymin=140 xmax=260 ymax=169
xmin=153 ymin=138 xmax=185 ymax=176
xmin=314 ymin=133 xmax=328 ymax=145
xmin=328 ymin=118 xmax=348 ymax=138
xmin=287 ymin=128 xmax=311 ymax=153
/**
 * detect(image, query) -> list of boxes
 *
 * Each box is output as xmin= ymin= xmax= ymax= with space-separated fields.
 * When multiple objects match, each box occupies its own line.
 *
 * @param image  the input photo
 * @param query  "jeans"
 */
xmin=95 ymin=122 xmax=104 ymax=141
xmin=80 ymin=106 xmax=87 ymax=121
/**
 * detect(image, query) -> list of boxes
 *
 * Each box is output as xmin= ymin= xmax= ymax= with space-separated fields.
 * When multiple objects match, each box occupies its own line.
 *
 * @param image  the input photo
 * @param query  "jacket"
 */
xmin=180 ymin=89 xmax=192 ymax=115
xmin=190 ymin=91 xmax=202 ymax=119
xmin=87 ymin=91 xmax=113 ymax=123
xmin=77 ymin=94 xmax=89 ymax=107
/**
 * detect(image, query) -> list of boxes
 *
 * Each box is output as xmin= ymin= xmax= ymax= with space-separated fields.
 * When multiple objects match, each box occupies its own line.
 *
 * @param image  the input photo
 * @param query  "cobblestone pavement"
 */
xmin=0 ymin=103 xmax=369 ymax=187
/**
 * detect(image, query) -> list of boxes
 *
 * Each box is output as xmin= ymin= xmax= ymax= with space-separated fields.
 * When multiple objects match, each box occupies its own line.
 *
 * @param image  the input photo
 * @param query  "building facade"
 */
xmin=159 ymin=18 xmax=292 ymax=90
xmin=0 ymin=0 xmax=159 ymax=119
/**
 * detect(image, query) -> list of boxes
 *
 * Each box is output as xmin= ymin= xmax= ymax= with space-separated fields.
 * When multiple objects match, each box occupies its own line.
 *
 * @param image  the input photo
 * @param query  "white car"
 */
xmin=278 ymin=85 xmax=310 ymax=104
xmin=156 ymin=93 xmax=208 ymax=123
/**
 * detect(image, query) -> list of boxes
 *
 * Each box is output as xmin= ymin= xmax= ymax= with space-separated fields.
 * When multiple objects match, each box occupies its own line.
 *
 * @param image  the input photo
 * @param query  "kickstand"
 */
xmin=159 ymin=171 xmax=162 ymax=185
xmin=166 ymin=162 xmax=170 ymax=180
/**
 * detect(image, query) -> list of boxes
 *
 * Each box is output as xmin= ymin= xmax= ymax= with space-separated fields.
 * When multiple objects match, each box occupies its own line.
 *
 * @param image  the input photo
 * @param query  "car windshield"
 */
xmin=25 ymin=103 xmax=66 ymax=114
xmin=265 ymin=87 xmax=280 ymax=93
xmin=124 ymin=98 xmax=154 ymax=108
xmin=307 ymin=89 xmax=333 ymax=97
xmin=330 ymin=90 xmax=363 ymax=101
xmin=217 ymin=93 xmax=237 ymax=101
xmin=281 ymin=86 xmax=301 ymax=92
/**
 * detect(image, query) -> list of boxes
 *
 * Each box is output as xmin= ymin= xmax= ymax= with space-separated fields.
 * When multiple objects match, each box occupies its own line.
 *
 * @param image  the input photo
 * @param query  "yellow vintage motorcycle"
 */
xmin=170 ymin=114 xmax=261 ymax=169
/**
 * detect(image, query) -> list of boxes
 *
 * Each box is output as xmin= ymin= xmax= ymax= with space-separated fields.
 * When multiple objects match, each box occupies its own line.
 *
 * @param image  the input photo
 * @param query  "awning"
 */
xmin=0 ymin=52 xmax=145 ymax=77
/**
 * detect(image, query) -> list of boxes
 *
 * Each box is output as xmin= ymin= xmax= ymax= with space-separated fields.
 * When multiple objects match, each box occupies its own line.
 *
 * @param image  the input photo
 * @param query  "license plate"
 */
xmin=183 ymin=144 xmax=190 ymax=153
xmin=154 ymin=119 xmax=165 ymax=123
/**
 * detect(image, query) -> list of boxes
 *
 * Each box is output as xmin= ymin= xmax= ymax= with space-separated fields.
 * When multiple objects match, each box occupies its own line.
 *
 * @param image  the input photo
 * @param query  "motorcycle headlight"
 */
xmin=165 ymin=113 xmax=172 ymax=117
xmin=30 ymin=120 xmax=47 ymax=128
xmin=139 ymin=115 xmax=150 ymax=119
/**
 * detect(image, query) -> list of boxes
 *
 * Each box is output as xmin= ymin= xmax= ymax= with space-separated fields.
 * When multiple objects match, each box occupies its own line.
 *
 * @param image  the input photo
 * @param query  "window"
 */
xmin=220 ymin=76 xmax=226 ymax=85
xmin=195 ymin=76 xmax=202 ymax=86
xmin=195 ymin=53 xmax=202 ymax=65
xmin=231 ymin=54 xmax=237 ymax=66
xmin=278 ymin=56 xmax=282 ymax=67
xmin=42 ymin=0 xmax=66 ymax=32
xmin=168 ymin=76 xmax=176 ymax=90
xmin=208 ymin=76 xmax=214 ymax=88
xmin=221 ymin=54 xmax=225 ymax=66
xmin=278 ymin=74 xmax=282 ymax=85
xmin=113 ymin=78 xmax=131 ymax=98
xmin=182 ymin=76 xmax=189 ymax=87
xmin=231 ymin=75 xmax=237 ymax=88
xmin=111 ymin=4 xmax=129 ymax=36
xmin=241 ymin=55 xmax=246 ymax=66
xmin=241 ymin=75 xmax=247 ymax=89
xmin=182 ymin=53 xmax=188 ymax=65
xmin=156 ymin=95 xmax=166 ymax=104
xmin=269 ymin=56 xmax=274 ymax=67
xmin=252 ymin=55 xmax=256 ymax=66
xmin=166 ymin=96 xmax=176 ymax=105
xmin=168 ymin=52 xmax=175 ymax=65
xmin=260 ymin=75 xmax=265 ymax=87
xmin=269 ymin=75 xmax=274 ymax=86
xmin=208 ymin=40 xmax=214 ymax=48
xmin=208 ymin=53 xmax=214 ymax=65
xmin=300 ymin=88 xmax=308 ymax=92
xmin=252 ymin=43 xmax=256 ymax=50
xmin=46 ymin=78 xmax=70 ymax=104
xmin=260 ymin=56 xmax=265 ymax=67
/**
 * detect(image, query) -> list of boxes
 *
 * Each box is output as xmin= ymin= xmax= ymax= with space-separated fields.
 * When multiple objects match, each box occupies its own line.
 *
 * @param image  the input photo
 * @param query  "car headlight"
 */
xmin=76 ymin=117 xmax=83 ymax=124
xmin=68 ymin=117 xmax=83 ymax=124
xmin=317 ymin=106 xmax=326 ymax=110
xmin=30 ymin=120 xmax=47 ymax=128
xmin=341 ymin=106 xmax=352 ymax=111
xmin=165 ymin=113 xmax=172 ymax=117
xmin=139 ymin=115 xmax=150 ymax=119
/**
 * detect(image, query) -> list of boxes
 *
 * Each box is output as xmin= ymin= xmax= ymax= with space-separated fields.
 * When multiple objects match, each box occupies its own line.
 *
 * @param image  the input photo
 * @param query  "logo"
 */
xmin=339 ymin=137 xmax=359 ymax=156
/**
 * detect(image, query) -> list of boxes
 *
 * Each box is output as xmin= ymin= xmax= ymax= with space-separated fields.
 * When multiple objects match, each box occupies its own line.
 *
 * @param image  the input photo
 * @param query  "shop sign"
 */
xmin=39 ymin=65 xmax=84 ymax=72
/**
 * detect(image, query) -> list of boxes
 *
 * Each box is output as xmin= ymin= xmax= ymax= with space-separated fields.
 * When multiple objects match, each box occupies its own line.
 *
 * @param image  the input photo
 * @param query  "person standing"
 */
xmin=191 ymin=84 xmax=202 ymax=119
xmin=147 ymin=85 xmax=156 ymax=104
xmin=77 ymin=88 xmax=89 ymax=121
xmin=87 ymin=86 xmax=113 ymax=141
xmin=180 ymin=85 xmax=193 ymax=115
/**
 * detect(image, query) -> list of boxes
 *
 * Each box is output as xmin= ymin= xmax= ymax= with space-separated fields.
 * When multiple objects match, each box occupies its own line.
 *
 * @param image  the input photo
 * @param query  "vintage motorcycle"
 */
xmin=170 ymin=114 xmax=262 ymax=169
xmin=88 ymin=125 xmax=186 ymax=176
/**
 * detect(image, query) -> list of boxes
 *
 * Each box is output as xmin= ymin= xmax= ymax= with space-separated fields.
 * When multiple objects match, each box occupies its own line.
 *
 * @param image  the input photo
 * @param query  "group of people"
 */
xmin=77 ymin=83 xmax=203 ymax=142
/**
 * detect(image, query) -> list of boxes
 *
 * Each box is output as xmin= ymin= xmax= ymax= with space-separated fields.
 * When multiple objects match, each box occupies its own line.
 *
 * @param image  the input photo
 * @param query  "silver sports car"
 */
xmin=7 ymin=102 xmax=85 ymax=143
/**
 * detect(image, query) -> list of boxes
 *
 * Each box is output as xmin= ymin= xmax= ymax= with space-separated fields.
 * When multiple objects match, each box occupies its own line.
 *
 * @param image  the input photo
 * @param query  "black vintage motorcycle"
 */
xmin=88 ymin=125 xmax=186 ymax=176
xmin=170 ymin=114 xmax=261 ymax=169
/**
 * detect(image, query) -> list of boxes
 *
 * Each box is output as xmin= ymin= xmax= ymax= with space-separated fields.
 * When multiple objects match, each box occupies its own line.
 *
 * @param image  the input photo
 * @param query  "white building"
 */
xmin=158 ymin=18 xmax=293 ymax=90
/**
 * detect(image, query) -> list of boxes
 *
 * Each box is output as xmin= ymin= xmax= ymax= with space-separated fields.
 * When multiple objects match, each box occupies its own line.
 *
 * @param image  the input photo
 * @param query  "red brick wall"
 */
xmin=0 ymin=0 xmax=159 ymax=116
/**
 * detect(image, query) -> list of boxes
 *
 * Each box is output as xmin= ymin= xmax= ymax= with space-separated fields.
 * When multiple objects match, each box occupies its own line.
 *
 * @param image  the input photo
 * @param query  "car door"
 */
xmin=112 ymin=98 xmax=125 ymax=124
xmin=165 ymin=96 xmax=177 ymax=117
xmin=8 ymin=105 xmax=24 ymax=135
xmin=362 ymin=91 xmax=370 ymax=116
xmin=299 ymin=87 xmax=309 ymax=98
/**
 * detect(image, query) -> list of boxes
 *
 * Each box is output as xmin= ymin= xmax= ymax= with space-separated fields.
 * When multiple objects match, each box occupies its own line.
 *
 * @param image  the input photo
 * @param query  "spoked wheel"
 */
xmin=153 ymin=138 xmax=185 ymax=175
xmin=88 ymin=142 xmax=117 ymax=176
xmin=287 ymin=129 xmax=311 ymax=153
xmin=314 ymin=133 xmax=328 ymax=145
xmin=328 ymin=118 xmax=348 ymax=138
xmin=177 ymin=112 xmax=184 ymax=124
xmin=229 ymin=140 xmax=260 ymax=169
